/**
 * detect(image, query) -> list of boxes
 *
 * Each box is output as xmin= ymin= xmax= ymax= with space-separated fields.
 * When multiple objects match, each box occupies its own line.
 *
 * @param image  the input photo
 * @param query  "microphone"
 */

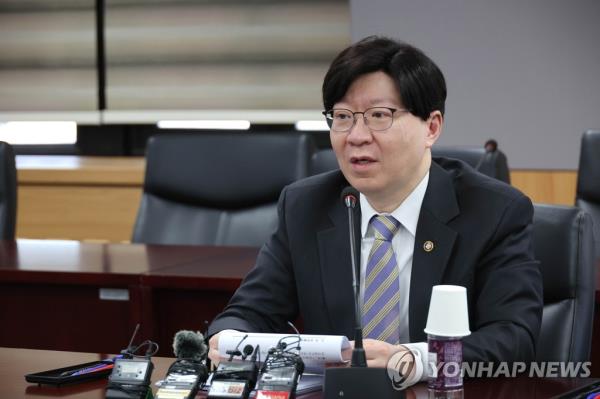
xmin=342 ymin=186 xmax=358 ymax=209
xmin=156 ymin=330 xmax=209 ymax=399
xmin=340 ymin=186 xmax=367 ymax=368
xmin=173 ymin=330 xmax=208 ymax=361
xmin=208 ymin=335 xmax=259 ymax=399
xmin=323 ymin=187 xmax=401 ymax=399
xmin=240 ymin=344 xmax=254 ymax=361
xmin=256 ymin=330 xmax=304 ymax=399
xmin=226 ymin=334 xmax=248 ymax=361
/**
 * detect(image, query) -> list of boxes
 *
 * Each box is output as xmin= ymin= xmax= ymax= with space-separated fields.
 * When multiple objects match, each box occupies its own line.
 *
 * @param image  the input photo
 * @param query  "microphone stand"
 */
xmin=323 ymin=188 xmax=404 ymax=399
xmin=346 ymin=194 xmax=367 ymax=368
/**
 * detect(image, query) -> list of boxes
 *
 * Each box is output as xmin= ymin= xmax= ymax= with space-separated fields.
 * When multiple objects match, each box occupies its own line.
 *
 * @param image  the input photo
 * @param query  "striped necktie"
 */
xmin=362 ymin=214 xmax=401 ymax=344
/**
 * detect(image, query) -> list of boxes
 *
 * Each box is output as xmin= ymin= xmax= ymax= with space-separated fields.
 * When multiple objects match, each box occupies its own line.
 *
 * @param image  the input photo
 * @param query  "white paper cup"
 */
xmin=424 ymin=285 xmax=471 ymax=337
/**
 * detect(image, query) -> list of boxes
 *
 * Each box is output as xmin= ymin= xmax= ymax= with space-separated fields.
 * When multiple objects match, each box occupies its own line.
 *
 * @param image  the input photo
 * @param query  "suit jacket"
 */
xmin=208 ymin=158 xmax=543 ymax=362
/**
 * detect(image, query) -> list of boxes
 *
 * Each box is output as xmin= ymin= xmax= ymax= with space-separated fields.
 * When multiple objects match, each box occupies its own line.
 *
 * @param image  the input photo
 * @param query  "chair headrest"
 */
xmin=144 ymin=133 xmax=313 ymax=208
xmin=431 ymin=146 xmax=485 ymax=168
xmin=310 ymin=149 xmax=339 ymax=175
xmin=432 ymin=144 xmax=511 ymax=184
xmin=576 ymin=130 xmax=600 ymax=203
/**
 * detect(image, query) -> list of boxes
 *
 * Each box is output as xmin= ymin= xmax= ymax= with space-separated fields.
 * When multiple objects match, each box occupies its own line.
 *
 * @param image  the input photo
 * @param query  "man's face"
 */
xmin=329 ymin=71 xmax=441 ymax=209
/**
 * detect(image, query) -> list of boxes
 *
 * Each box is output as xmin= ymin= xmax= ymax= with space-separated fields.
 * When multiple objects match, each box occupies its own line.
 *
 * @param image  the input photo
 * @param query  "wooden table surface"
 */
xmin=3 ymin=347 xmax=599 ymax=399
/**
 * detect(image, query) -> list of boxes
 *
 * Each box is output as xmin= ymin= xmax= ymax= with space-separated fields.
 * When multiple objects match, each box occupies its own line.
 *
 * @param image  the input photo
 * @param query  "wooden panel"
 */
xmin=16 ymin=155 xmax=145 ymax=242
xmin=0 ymin=240 xmax=257 ymax=354
xmin=140 ymin=246 xmax=258 ymax=354
xmin=149 ymin=289 xmax=237 ymax=356
xmin=16 ymin=155 xmax=145 ymax=185
xmin=17 ymin=185 xmax=142 ymax=242
xmin=0 ymin=283 xmax=136 ymax=354
xmin=510 ymin=170 xmax=578 ymax=206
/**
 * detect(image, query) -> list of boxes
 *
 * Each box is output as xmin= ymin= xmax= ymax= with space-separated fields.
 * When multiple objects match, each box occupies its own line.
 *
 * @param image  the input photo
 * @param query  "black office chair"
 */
xmin=576 ymin=129 xmax=600 ymax=260
xmin=0 ymin=142 xmax=17 ymax=240
xmin=533 ymin=204 xmax=595 ymax=362
xmin=310 ymin=148 xmax=339 ymax=175
xmin=309 ymin=141 xmax=511 ymax=184
xmin=132 ymin=133 xmax=314 ymax=246
xmin=432 ymin=140 xmax=511 ymax=184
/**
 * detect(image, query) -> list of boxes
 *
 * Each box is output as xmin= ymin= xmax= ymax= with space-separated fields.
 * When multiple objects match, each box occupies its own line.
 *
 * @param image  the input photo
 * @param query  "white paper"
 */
xmin=218 ymin=331 xmax=351 ymax=370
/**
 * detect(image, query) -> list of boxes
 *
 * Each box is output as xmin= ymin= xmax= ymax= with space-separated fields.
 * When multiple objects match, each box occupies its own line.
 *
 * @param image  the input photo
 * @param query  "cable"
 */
xmin=121 ymin=339 xmax=159 ymax=359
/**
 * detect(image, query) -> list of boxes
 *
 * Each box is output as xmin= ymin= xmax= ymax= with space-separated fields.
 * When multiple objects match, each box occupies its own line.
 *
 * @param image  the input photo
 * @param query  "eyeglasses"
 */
xmin=322 ymin=107 xmax=409 ymax=132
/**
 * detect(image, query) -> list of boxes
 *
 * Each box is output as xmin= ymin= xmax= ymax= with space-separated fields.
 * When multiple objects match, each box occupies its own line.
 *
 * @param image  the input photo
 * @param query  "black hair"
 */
xmin=322 ymin=36 xmax=447 ymax=121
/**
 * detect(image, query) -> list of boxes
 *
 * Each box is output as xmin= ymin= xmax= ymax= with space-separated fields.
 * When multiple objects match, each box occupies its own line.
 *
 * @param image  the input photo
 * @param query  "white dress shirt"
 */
xmin=359 ymin=172 xmax=430 ymax=382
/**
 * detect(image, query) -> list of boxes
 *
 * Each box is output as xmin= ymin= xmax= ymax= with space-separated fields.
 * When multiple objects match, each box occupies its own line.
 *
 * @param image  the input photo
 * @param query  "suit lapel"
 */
xmin=409 ymin=162 xmax=460 ymax=342
xmin=317 ymin=186 xmax=361 ymax=337
xmin=315 ymin=163 xmax=460 ymax=341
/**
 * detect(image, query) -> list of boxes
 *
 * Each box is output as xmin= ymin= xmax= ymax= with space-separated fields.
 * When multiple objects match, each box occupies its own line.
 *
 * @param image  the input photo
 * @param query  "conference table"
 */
xmin=0 ymin=239 xmax=259 ymax=356
xmin=1 ymin=239 xmax=600 ymax=377
xmin=3 ymin=347 xmax=598 ymax=399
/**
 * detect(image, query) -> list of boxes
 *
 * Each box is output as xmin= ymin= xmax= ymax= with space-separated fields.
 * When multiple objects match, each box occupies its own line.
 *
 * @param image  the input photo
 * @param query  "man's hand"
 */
xmin=350 ymin=339 xmax=415 ymax=378
xmin=208 ymin=329 xmax=238 ymax=366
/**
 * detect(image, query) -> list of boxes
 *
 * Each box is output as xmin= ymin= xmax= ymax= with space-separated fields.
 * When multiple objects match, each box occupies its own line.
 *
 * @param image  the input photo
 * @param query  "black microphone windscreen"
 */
xmin=341 ymin=186 xmax=359 ymax=208
xmin=173 ymin=330 xmax=208 ymax=361
xmin=242 ymin=344 xmax=254 ymax=357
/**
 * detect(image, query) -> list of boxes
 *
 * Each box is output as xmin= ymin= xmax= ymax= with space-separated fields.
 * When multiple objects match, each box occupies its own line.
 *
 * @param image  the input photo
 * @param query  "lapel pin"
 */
xmin=423 ymin=240 xmax=435 ymax=252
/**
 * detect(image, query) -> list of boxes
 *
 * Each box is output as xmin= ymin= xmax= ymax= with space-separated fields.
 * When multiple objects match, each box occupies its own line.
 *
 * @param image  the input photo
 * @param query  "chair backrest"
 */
xmin=0 ymin=142 xmax=16 ymax=240
xmin=576 ymin=129 xmax=600 ymax=260
xmin=310 ymin=148 xmax=339 ymax=175
xmin=432 ymin=145 xmax=511 ymax=184
xmin=309 ymin=144 xmax=511 ymax=184
xmin=533 ymin=204 xmax=595 ymax=362
xmin=132 ymin=133 xmax=314 ymax=246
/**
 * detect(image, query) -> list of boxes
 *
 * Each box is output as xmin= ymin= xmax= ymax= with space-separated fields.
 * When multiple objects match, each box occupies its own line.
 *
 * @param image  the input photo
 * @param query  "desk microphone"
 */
xmin=323 ymin=186 xmax=404 ymax=399
xmin=341 ymin=186 xmax=367 ymax=368
xmin=226 ymin=334 xmax=249 ymax=361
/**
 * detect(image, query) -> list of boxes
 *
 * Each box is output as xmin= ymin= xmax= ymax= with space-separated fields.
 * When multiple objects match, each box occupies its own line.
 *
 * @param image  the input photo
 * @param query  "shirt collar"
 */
xmin=359 ymin=172 xmax=430 ymax=238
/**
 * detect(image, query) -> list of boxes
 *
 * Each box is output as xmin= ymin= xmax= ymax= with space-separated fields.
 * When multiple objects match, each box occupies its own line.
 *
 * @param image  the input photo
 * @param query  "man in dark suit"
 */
xmin=208 ymin=37 xmax=543 ymax=381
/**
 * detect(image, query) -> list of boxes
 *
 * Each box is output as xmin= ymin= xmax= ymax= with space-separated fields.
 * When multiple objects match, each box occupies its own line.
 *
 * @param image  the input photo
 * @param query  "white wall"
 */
xmin=350 ymin=0 xmax=600 ymax=169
